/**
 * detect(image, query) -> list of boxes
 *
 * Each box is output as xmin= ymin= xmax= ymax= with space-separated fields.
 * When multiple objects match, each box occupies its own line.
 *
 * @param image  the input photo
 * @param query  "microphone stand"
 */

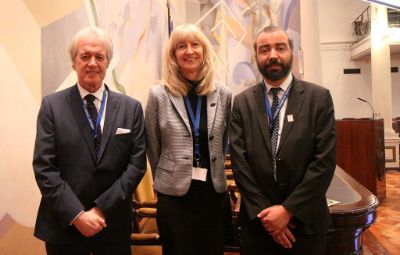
xmin=357 ymin=97 xmax=375 ymax=119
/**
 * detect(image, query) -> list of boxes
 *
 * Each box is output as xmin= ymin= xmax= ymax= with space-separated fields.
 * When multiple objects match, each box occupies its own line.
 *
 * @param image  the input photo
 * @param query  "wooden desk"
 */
xmin=325 ymin=167 xmax=379 ymax=255
xmin=225 ymin=165 xmax=379 ymax=254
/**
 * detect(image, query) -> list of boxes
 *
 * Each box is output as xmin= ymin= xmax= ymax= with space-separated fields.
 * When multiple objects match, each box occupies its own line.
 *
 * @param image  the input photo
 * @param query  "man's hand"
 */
xmin=257 ymin=205 xmax=293 ymax=234
xmin=89 ymin=207 xmax=106 ymax=222
xmin=270 ymin=226 xmax=296 ymax=248
xmin=72 ymin=207 xmax=107 ymax=237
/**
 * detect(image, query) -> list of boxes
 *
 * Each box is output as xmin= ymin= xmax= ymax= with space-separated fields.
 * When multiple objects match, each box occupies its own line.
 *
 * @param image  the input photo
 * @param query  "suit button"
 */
xmin=209 ymin=135 xmax=214 ymax=140
xmin=212 ymin=156 xmax=217 ymax=162
xmin=210 ymin=103 xmax=216 ymax=107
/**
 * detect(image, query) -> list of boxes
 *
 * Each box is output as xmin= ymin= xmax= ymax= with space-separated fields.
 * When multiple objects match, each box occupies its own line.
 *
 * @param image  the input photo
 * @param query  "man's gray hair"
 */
xmin=68 ymin=27 xmax=113 ymax=63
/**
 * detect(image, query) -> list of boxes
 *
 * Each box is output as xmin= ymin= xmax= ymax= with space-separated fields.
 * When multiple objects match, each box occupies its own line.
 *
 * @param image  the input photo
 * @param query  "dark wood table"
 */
xmin=325 ymin=167 xmax=379 ymax=255
xmin=225 ymin=164 xmax=379 ymax=255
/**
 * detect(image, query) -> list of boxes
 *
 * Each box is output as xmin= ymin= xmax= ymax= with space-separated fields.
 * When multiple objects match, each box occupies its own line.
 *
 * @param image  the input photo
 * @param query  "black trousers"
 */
xmin=157 ymin=180 xmax=230 ymax=255
xmin=241 ymin=217 xmax=327 ymax=255
xmin=45 ymin=239 xmax=131 ymax=255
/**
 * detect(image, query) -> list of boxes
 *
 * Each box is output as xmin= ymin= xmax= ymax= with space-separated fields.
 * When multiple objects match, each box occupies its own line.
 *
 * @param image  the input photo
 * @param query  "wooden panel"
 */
xmin=336 ymin=119 xmax=386 ymax=201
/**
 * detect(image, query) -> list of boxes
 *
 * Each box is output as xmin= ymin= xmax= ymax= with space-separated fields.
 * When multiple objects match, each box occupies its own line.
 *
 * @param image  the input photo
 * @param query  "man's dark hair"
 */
xmin=253 ymin=26 xmax=294 ymax=53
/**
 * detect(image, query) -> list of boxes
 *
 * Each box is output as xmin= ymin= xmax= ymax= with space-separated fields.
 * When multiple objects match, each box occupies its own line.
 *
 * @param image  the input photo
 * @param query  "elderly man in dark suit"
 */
xmin=33 ymin=27 xmax=146 ymax=255
xmin=229 ymin=26 xmax=336 ymax=255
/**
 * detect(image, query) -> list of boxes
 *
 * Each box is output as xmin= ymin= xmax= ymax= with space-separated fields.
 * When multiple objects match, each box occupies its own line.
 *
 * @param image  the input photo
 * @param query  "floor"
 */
xmin=360 ymin=171 xmax=400 ymax=255
xmin=132 ymin=171 xmax=400 ymax=255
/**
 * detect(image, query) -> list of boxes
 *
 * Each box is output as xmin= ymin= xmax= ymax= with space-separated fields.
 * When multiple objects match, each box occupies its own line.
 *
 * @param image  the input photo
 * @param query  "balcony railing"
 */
xmin=352 ymin=6 xmax=370 ymax=41
xmin=352 ymin=6 xmax=400 ymax=42
xmin=388 ymin=8 xmax=400 ymax=28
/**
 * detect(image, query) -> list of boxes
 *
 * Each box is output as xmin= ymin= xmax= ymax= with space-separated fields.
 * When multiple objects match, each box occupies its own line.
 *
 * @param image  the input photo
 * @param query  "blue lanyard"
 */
xmin=264 ymin=83 xmax=292 ymax=129
xmin=83 ymin=89 xmax=107 ymax=137
xmin=184 ymin=96 xmax=202 ymax=159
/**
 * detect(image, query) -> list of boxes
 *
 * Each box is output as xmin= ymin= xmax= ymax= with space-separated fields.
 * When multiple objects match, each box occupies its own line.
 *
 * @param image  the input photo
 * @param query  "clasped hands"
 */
xmin=72 ymin=207 xmax=107 ymax=237
xmin=257 ymin=205 xmax=295 ymax=249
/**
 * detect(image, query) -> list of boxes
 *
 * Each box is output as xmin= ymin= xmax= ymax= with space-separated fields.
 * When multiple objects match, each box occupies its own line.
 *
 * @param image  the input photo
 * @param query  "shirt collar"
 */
xmin=264 ymin=74 xmax=293 ymax=94
xmin=77 ymin=83 xmax=105 ymax=101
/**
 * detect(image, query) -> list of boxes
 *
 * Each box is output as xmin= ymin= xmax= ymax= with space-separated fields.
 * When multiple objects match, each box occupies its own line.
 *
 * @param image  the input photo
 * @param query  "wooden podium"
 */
xmin=336 ymin=119 xmax=386 ymax=201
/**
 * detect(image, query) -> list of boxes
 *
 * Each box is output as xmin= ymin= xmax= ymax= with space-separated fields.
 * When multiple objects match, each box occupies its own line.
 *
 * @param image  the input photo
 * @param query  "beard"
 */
xmin=257 ymin=55 xmax=293 ymax=82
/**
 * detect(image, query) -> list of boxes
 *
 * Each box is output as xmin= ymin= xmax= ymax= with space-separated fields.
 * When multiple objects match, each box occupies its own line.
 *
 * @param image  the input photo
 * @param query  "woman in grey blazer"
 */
xmin=145 ymin=24 xmax=232 ymax=255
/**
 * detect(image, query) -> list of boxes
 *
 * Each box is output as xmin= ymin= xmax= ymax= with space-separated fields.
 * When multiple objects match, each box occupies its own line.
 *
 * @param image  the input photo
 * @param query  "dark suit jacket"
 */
xmin=33 ymin=85 xmax=146 ymax=244
xmin=229 ymin=77 xmax=336 ymax=235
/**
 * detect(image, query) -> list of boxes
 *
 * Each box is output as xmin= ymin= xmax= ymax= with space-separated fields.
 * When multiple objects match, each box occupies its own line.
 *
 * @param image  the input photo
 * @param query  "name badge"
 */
xmin=192 ymin=167 xmax=207 ymax=182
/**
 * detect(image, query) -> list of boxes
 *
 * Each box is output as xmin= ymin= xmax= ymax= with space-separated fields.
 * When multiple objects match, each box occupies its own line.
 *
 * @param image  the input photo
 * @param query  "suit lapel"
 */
xmin=278 ymin=79 xmax=305 ymax=152
xmin=167 ymin=92 xmax=191 ymax=132
xmin=206 ymin=87 xmax=219 ymax=136
xmin=97 ymin=86 xmax=119 ymax=162
xmin=254 ymin=82 xmax=273 ymax=154
xmin=67 ymin=85 xmax=97 ymax=162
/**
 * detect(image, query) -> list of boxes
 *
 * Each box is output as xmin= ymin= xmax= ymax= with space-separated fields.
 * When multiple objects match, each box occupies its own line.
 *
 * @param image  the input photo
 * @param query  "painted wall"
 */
xmin=1 ymin=0 xmax=398 ymax=254
xmin=318 ymin=0 xmax=400 ymax=119
xmin=0 ymin=0 xmax=168 ymax=254
xmin=1 ymin=0 xmax=45 ymax=253
xmin=184 ymin=0 xmax=300 ymax=96
xmin=391 ymin=58 xmax=400 ymax=117
xmin=0 ymin=0 xmax=299 ymax=253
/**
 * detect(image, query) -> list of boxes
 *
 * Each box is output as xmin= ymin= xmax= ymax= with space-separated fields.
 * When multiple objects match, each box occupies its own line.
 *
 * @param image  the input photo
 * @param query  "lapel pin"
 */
xmin=287 ymin=114 xmax=294 ymax=122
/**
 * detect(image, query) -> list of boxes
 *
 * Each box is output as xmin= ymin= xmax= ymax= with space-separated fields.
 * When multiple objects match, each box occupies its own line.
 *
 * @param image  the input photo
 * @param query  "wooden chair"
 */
xmin=224 ymin=154 xmax=242 ymax=252
xmin=131 ymin=165 xmax=160 ymax=245
xmin=133 ymin=163 xmax=157 ymax=211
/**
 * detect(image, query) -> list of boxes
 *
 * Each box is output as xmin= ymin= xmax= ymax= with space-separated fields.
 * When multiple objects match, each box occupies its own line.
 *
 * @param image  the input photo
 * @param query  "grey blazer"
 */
xmin=145 ymin=83 xmax=232 ymax=196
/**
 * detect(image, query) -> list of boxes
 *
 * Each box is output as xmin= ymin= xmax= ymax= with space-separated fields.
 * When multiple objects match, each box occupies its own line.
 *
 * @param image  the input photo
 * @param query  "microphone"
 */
xmin=357 ymin=97 xmax=375 ymax=119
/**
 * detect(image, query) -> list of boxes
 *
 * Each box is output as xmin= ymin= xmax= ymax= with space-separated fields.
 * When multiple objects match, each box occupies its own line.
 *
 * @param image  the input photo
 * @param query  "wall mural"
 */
xmin=0 ymin=0 xmax=167 ymax=253
xmin=187 ymin=0 xmax=300 ymax=95
xmin=42 ymin=0 xmax=168 ymax=102
xmin=0 ymin=0 xmax=299 ymax=253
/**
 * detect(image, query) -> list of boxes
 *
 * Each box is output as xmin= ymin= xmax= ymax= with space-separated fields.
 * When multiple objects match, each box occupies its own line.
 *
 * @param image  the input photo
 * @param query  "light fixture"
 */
xmin=363 ymin=0 xmax=400 ymax=9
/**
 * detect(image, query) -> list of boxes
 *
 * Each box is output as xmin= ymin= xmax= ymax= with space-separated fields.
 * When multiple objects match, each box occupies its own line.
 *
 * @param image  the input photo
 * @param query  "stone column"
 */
xmin=371 ymin=4 xmax=393 ymax=133
xmin=300 ymin=0 xmax=323 ymax=85
xmin=370 ymin=4 xmax=399 ymax=170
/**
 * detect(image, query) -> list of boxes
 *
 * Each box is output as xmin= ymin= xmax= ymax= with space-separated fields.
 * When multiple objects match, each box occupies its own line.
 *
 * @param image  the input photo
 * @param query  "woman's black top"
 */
xmin=184 ymin=80 xmax=211 ymax=173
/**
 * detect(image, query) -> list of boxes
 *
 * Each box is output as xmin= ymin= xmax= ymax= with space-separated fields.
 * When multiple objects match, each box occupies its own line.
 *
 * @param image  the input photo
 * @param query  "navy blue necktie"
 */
xmin=85 ymin=94 xmax=101 ymax=158
xmin=270 ymin=88 xmax=280 ymax=155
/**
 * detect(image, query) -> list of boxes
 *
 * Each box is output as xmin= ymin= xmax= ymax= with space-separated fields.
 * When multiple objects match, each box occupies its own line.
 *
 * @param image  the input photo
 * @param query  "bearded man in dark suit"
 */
xmin=229 ymin=26 xmax=336 ymax=255
xmin=33 ymin=27 xmax=146 ymax=255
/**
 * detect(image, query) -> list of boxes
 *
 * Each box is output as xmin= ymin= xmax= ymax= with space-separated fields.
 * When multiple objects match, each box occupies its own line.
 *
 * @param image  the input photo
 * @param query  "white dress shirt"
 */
xmin=77 ymin=83 xmax=108 ymax=132
xmin=264 ymin=74 xmax=293 ymax=147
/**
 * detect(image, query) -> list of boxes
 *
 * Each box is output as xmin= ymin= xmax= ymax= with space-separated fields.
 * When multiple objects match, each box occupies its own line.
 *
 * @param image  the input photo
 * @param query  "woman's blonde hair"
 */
xmin=162 ymin=24 xmax=215 ymax=96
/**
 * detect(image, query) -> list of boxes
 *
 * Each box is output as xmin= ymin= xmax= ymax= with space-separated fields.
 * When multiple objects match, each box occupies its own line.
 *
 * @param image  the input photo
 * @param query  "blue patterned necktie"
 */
xmin=270 ymin=88 xmax=281 ymax=155
xmin=85 ymin=94 xmax=101 ymax=158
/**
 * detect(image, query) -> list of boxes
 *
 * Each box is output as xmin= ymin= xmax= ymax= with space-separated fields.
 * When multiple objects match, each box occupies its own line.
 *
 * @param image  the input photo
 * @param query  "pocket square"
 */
xmin=116 ymin=128 xmax=131 ymax=135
